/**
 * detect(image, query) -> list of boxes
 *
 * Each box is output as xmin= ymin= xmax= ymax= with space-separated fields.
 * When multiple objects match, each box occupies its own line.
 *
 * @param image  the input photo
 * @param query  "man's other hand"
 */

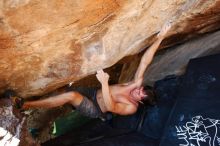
xmin=96 ymin=69 xmax=109 ymax=83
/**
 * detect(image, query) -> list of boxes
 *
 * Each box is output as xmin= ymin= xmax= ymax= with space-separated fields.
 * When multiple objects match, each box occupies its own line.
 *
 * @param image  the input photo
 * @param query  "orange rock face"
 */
xmin=0 ymin=0 xmax=220 ymax=97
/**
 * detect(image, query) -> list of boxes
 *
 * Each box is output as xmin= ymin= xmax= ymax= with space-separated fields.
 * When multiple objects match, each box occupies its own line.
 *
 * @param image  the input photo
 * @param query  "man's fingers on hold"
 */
xmin=97 ymin=69 xmax=105 ymax=75
xmin=100 ymin=69 xmax=104 ymax=74
xmin=97 ymin=70 xmax=101 ymax=73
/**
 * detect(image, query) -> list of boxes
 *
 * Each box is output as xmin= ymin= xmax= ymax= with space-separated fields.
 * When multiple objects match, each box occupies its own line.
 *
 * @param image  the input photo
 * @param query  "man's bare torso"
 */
xmin=96 ymin=83 xmax=138 ymax=113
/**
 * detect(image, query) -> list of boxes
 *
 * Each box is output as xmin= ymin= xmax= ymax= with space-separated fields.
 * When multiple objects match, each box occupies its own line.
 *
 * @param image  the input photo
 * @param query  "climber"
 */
xmin=9 ymin=23 xmax=171 ymax=119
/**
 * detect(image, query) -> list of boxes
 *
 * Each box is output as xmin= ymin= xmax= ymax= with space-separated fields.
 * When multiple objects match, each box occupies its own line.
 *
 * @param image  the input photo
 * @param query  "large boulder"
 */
xmin=0 ymin=0 xmax=220 ymax=97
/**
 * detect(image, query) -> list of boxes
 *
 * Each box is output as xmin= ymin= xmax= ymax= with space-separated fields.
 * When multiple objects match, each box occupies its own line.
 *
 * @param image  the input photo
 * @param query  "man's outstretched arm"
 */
xmin=96 ymin=70 xmax=115 ymax=112
xmin=134 ymin=23 xmax=171 ymax=82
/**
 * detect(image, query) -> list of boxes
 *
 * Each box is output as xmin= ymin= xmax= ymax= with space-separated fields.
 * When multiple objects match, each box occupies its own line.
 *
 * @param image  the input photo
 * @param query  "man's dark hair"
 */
xmin=142 ymin=85 xmax=157 ymax=106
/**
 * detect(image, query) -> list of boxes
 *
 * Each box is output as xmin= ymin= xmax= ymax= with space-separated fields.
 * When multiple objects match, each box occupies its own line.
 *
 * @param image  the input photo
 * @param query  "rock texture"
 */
xmin=143 ymin=30 xmax=220 ymax=84
xmin=0 ymin=97 xmax=39 ymax=146
xmin=119 ymin=30 xmax=220 ymax=84
xmin=0 ymin=0 xmax=220 ymax=97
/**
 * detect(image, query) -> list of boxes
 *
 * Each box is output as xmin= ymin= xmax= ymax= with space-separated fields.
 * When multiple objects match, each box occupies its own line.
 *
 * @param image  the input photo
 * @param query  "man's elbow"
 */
xmin=106 ymin=103 xmax=115 ymax=112
xmin=127 ymin=107 xmax=138 ymax=115
xmin=119 ymin=106 xmax=137 ymax=115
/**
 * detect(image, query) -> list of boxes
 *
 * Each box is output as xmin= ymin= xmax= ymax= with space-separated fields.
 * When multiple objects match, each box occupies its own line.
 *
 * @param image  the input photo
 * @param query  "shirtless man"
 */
xmin=17 ymin=23 xmax=171 ymax=118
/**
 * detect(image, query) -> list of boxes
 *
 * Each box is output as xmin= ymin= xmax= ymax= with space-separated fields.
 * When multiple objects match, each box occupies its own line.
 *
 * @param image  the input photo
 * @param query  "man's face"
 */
xmin=130 ymin=87 xmax=148 ymax=101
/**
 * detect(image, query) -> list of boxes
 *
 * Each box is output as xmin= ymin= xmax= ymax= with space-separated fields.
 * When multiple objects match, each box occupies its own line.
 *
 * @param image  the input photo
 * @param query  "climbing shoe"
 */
xmin=3 ymin=89 xmax=24 ymax=109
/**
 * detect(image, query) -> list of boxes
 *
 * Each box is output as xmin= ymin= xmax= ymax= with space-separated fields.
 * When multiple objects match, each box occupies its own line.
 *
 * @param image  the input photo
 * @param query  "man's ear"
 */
xmin=138 ymin=101 xmax=144 ymax=104
xmin=143 ymin=95 xmax=148 ymax=97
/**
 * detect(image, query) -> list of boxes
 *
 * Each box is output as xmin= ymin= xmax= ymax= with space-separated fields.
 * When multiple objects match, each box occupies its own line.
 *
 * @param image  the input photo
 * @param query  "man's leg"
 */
xmin=22 ymin=92 xmax=84 ymax=109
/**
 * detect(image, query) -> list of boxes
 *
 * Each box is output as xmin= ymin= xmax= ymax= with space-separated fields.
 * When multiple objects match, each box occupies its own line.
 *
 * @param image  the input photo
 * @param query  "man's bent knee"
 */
xmin=67 ymin=91 xmax=84 ymax=106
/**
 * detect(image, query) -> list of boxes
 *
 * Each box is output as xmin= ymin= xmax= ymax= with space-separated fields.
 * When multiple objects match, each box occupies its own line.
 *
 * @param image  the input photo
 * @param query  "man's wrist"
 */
xmin=157 ymin=35 xmax=165 ymax=40
xmin=101 ymin=80 xmax=108 ymax=85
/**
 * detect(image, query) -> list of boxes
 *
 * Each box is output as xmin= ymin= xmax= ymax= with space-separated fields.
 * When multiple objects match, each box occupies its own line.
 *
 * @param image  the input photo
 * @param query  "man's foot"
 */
xmin=3 ymin=90 xmax=24 ymax=109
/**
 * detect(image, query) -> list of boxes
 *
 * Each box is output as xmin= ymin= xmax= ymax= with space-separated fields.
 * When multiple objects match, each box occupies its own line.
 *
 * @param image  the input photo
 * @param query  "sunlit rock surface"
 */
xmin=0 ymin=0 xmax=220 ymax=97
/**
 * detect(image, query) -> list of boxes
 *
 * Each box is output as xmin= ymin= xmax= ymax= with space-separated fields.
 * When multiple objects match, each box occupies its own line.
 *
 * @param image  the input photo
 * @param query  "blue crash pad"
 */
xmin=160 ymin=54 xmax=220 ymax=146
